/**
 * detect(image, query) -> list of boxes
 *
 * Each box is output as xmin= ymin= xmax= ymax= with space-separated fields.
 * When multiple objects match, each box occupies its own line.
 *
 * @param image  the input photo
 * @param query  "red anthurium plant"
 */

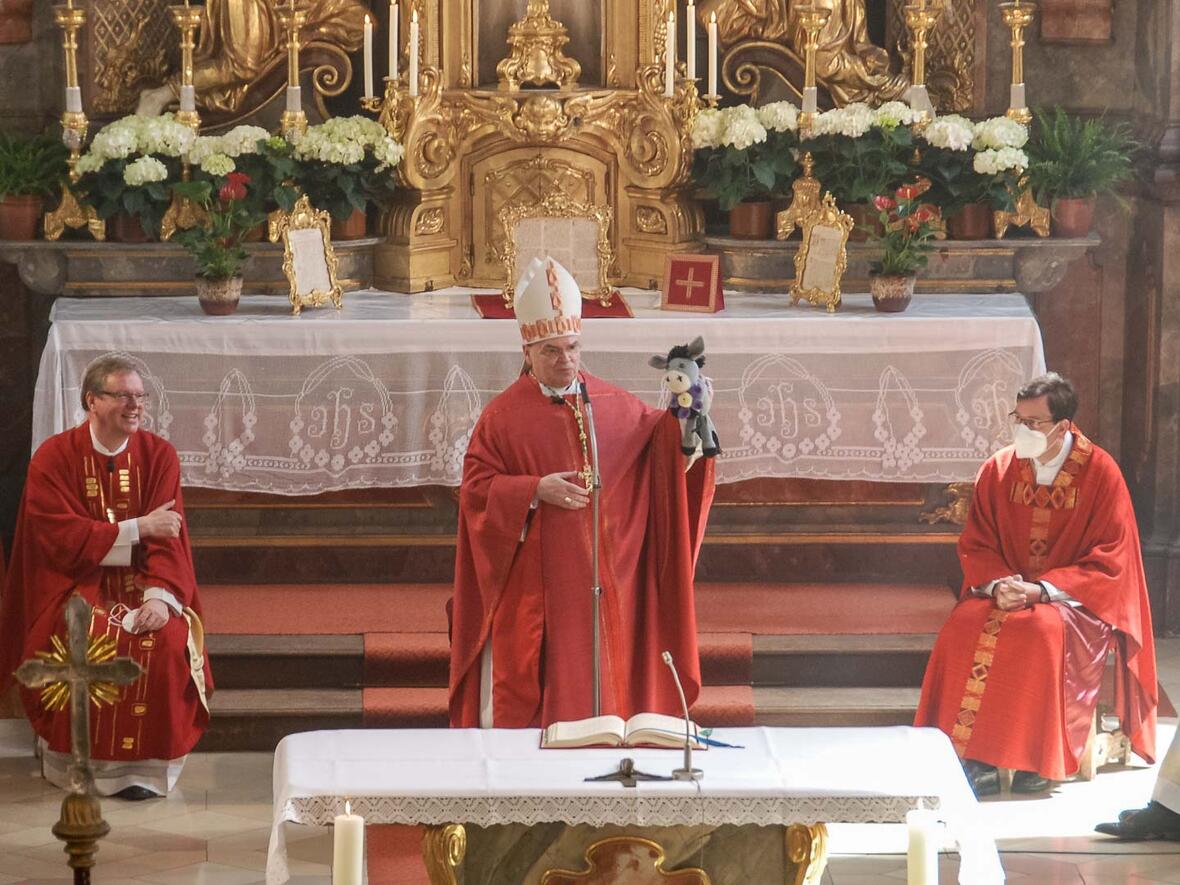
xmin=174 ymin=171 xmax=265 ymax=280
xmin=868 ymin=178 xmax=946 ymax=276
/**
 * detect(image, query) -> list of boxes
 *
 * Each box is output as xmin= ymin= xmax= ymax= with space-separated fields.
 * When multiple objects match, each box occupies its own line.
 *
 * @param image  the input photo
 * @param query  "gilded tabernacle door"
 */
xmin=477 ymin=0 xmax=604 ymax=87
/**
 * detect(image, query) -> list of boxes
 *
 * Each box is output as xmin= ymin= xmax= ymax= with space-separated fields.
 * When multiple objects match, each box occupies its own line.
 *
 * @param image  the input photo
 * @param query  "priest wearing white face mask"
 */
xmin=915 ymin=373 xmax=1158 ymax=798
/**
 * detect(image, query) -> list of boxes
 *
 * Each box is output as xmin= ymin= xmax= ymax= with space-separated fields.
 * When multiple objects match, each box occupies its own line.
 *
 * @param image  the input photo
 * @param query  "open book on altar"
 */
xmin=541 ymin=712 xmax=706 ymax=750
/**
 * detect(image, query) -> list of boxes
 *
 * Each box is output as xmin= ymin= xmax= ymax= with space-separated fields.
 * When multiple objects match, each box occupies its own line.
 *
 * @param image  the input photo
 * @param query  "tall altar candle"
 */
xmin=686 ymin=1 xmax=696 ymax=80
xmin=409 ymin=9 xmax=420 ymax=96
xmin=707 ymin=12 xmax=718 ymax=97
xmin=363 ymin=15 xmax=374 ymax=99
xmin=332 ymin=801 xmax=364 ymax=885
xmin=665 ymin=10 xmax=675 ymax=97
xmin=905 ymin=809 xmax=939 ymax=885
xmin=66 ymin=85 xmax=82 ymax=114
xmin=389 ymin=2 xmax=399 ymax=78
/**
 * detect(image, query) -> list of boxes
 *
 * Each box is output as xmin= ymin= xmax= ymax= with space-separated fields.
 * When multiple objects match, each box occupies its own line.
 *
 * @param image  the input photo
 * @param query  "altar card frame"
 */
xmin=791 ymin=193 xmax=853 ymax=313
xmin=660 ymin=254 xmax=724 ymax=313
xmin=276 ymin=194 xmax=344 ymax=316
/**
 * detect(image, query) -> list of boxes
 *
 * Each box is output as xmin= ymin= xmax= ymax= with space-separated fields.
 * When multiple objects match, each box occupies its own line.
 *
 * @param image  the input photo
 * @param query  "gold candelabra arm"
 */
xmin=170 ymin=5 xmax=204 ymax=131
xmin=794 ymin=5 xmax=832 ymax=133
xmin=276 ymin=3 xmax=309 ymax=139
xmin=902 ymin=2 xmax=942 ymax=123
xmin=1000 ymin=1 xmax=1036 ymax=125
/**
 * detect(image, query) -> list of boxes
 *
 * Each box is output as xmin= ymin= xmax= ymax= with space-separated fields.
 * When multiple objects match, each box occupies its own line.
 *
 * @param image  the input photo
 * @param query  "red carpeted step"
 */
xmin=365 ymin=633 xmax=450 ymax=687
xmin=691 ymin=684 xmax=755 ymax=727
xmin=363 ymin=686 xmax=449 ymax=728
xmin=698 ymin=632 xmax=752 ymax=685
xmin=201 ymin=583 xmax=451 ymax=634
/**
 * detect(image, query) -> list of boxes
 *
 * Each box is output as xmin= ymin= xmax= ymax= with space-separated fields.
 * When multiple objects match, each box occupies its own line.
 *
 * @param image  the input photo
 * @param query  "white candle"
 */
xmin=686 ymin=1 xmax=696 ymax=81
xmin=1010 ymin=82 xmax=1026 ymax=110
xmin=409 ymin=9 xmax=419 ymax=96
xmin=802 ymin=86 xmax=817 ymax=114
xmin=332 ymin=801 xmax=364 ymax=885
xmin=665 ymin=10 xmax=675 ymax=97
xmin=179 ymin=85 xmax=196 ymax=112
xmin=707 ymin=12 xmax=718 ymax=97
xmin=389 ymin=2 xmax=399 ymax=78
xmin=906 ymin=809 xmax=939 ymax=885
xmin=363 ymin=15 xmax=374 ymax=99
xmin=65 ymin=85 xmax=82 ymax=114
xmin=286 ymin=85 xmax=302 ymax=113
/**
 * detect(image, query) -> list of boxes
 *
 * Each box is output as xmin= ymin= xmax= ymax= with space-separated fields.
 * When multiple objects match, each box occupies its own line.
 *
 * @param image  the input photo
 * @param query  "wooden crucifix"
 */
xmin=15 ymin=592 xmax=143 ymax=885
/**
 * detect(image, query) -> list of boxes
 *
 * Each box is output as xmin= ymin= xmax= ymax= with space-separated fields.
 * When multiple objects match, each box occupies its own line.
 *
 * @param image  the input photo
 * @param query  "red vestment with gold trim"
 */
xmin=448 ymin=372 xmax=714 ymax=728
xmin=914 ymin=428 xmax=1156 ymax=780
xmin=0 ymin=423 xmax=211 ymax=762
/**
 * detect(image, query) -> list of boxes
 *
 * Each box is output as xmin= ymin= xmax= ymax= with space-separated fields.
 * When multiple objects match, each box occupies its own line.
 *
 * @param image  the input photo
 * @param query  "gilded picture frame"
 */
xmin=791 ymin=193 xmax=854 ymax=313
xmin=498 ymin=191 xmax=616 ymax=308
xmin=274 ymin=194 xmax=344 ymax=316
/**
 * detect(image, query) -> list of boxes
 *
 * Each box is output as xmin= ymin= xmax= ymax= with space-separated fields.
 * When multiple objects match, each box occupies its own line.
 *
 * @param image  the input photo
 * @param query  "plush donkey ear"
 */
xmin=686 ymin=336 xmax=705 ymax=358
xmin=648 ymin=355 xmax=668 ymax=369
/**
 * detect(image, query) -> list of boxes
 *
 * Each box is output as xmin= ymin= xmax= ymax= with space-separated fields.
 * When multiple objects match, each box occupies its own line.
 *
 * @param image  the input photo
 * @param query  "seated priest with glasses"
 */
xmin=914 ymin=372 xmax=1157 ymax=797
xmin=0 ymin=355 xmax=211 ymax=800
xmin=448 ymin=257 xmax=715 ymax=729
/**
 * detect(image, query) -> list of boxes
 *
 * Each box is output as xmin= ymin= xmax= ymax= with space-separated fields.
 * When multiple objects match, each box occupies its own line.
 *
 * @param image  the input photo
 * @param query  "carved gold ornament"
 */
xmin=498 ymin=192 xmax=616 ymax=308
xmin=496 ymin=0 xmax=582 ymax=91
xmin=776 ymin=152 xmax=823 ymax=240
xmin=421 ymin=824 xmax=466 ymax=885
xmin=791 ymin=192 xmax=853 ymax=313
xmin=920 ymin=482 xmax=975 ymax=525
xmin=994 ymin=180 xmax=1050 ymax=239
xmin=541 ymin=836 xmax=710 ymax=884
xmin=273 ymin=194 xmax=344 ymax=315
xmin=785 ymin=823 xmax=830 ymax=885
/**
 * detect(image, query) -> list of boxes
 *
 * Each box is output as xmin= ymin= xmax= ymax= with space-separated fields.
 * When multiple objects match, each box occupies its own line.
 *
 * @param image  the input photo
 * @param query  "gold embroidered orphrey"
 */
xmin=791 ymin=192 xmax=854 ymax=313
xmin=365 ymin=0 xmax=702 ymax=293
xmin=273 ymin=194 xmax=345 ymax=316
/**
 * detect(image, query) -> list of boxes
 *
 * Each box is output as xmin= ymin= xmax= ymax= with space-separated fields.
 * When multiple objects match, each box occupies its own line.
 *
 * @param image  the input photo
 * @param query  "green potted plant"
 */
xmin=691 ymin=103 xmax=797 ymax=239
xmin=0 ymin=132 xmax=68 ymax=240
xmin=290 ymin=115 xmax=404 ymax=239
xmin=866 ymin=179 xmax=945 ymax=312
xmin=187 ymin=127 xmax=301 ymax=237
xmin=173 ymin=171 xmax=264 ymax=315
xmin=74 ymin=114 xmax=194 ymax=241
xmin=1026 ymin=106 xmax=1137 ymax=237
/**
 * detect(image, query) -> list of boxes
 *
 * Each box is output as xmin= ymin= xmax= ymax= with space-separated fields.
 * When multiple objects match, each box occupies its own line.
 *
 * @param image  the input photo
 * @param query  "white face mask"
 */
xmin=1012 ymin=422 xmax=1049 ymax=459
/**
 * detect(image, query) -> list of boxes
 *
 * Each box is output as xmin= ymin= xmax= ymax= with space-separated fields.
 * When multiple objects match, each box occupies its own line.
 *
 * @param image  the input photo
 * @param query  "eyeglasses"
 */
xmin=1008 ymin=410 xmax=1055 ymax=430
xmin=97 ymin=391 xmax=150 ymax=405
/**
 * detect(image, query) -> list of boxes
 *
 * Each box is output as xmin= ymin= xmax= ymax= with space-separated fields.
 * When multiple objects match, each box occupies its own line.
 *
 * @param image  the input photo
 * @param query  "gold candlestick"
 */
xmin=794 ymin=5 xmax=831 ymax=135
xmin=44 ymin=3 xmax=104 ymax=241
xmin=1000 ymin=0 xmax=1036 ymax=125
xmin=277 ymin=1 xmax=308 ymax=139
xmin=171 ymin=3 xmax=203 ymax=132
xmin=903 ymin=0 xmax=942 ymax=122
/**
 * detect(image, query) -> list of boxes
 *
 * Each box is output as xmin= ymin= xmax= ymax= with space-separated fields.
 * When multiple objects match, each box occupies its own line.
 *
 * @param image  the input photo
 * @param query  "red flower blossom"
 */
xmin=873 ymin=195 xmax=897 ymax=212
xmin=895 ymin=184 xmax=920 ymax=201
xmin=911 ymin=205 xmax=938 ymax=224
xmin=218 ymin=172 xmax=251 ymax=203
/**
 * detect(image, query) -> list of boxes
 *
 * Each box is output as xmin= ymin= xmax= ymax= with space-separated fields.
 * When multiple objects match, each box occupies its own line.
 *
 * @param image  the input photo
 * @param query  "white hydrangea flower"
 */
xmin=757 ymin=101 xmax=799 ymax=133
xmin=873 ymin=101 xmax=920 ymax=128
xmin=812 ymin=102 xmax=874 ymax=138
xmin=972 ymin=146 xmax=1028 ymax=175
xmin=123 ymin=155 xmax=169 ymax=186
xmin=75 ymin=151 xmax=105 ymax=175
xmin=199 ymin=153 xmax=236 ymax=176
xmin=137 ymin=114 xmax=195 ymax=157
xmin=972 ymin=116 xmax=1029 ymax=151
xmin=720 ymin=104 xmax=767 ymax=150
xmin=691 ymin=108 xmax=725 ymax=148
xmin=372 ymin=136 xmax=405 ymax=170
xmin=89 ymin=123 xmax=137 ymax=162
xmin=187 ymin=135 xmax=224 ymax=167
xmin=220 ymin=125 xmax=270 ymax=157
xmin=922 ymin=114 xmax=974 ymax=151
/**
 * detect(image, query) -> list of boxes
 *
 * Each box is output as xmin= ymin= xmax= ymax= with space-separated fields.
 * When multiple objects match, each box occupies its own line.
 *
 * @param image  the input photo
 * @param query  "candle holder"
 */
xmin=277 ymin=2 xmax=308 ymax=139
xmin=170 ymin=3 xmax=203 ymax=132
xmin=903 ymin=0 xmax=943 ymax=123
xmin=1000 ymin=0 xmax=1035 ymax=125
xmin=44 ymin=3 xmax=105 ymax=242
xmin=794 ymin=5 xmax=831 ymax=136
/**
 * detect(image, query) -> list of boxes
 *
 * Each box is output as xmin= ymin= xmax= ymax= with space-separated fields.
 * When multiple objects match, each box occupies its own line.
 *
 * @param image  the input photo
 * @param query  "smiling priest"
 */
xmin=448 ymin=258 xmax=715 ymax=729
xmin=0 ymin=355 xmax=211 ymax=800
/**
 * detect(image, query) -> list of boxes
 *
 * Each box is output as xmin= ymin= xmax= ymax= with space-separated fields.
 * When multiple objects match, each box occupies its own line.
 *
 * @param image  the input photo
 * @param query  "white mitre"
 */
xmin=515 ymin=256 xmax=582 ymax=345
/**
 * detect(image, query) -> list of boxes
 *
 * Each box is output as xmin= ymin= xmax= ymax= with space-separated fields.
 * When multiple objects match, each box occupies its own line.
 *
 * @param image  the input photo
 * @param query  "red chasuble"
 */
xmin=914 ymin=428 xmax=1156 ymax=780
xmin=0 ymin=424 xmax=212 ymax=762
xmin=448 ymin=372 xmax=715 ymax=728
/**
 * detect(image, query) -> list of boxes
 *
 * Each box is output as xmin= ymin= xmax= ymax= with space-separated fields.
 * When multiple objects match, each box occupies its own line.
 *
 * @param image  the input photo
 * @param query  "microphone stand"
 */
xmin=662 ymin=651 xmax=703 ymax=781
xmin=582 ymin=382 xmax=603 ymax=718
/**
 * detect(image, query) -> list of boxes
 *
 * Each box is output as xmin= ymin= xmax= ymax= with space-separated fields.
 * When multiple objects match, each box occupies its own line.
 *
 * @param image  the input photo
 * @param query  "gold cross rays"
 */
xmin=33 ymin=629 xmax=122 ymax=712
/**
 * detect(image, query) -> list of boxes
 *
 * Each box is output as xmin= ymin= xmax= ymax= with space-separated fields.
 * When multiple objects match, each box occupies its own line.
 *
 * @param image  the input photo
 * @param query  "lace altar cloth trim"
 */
xmin=282 ymin=793 xmax=941 ymax=828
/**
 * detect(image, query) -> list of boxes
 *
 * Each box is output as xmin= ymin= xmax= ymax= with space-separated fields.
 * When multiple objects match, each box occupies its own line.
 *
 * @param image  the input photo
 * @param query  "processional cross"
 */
xmin=15 ymin=593 xmax=143 ymax=885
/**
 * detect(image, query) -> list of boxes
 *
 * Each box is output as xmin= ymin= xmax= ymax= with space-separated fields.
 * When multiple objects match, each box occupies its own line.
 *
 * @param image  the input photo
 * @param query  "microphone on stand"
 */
xmin=582 ymin=379 xmax=604 ymax=717
xmin=662 ymin=651 xmax=702 ymax=781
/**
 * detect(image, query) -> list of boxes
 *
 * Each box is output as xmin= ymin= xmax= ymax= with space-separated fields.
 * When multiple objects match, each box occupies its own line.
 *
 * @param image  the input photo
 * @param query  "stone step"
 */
xmin=751 ymin=634 xmax=935 ymax=688
xmin=753 ymin=687 xmax=922 ymax=727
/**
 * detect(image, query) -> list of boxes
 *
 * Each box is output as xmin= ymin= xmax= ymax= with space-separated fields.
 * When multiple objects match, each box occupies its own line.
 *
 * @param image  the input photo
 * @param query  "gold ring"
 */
xmin=563 ymin=496 xmax=572 ymax=504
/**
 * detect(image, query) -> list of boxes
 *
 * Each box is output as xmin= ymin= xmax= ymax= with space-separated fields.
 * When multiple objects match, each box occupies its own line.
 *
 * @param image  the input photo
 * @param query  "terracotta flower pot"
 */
xmin=1051 ymin=195 xmax=1096 ymax=238
xmin=196 ymin=275 xmax=243 ymax=316
xmin=947 ymin=202 xmax=992 ymax=240
xmin=0 ymin=194 xmax=42 ymax=240
xmin=869 ymin=273 xmax=916 ymax=313
xmin=331 ymin=208 xmax=367 ymax=240
xmin=844 ymin=202 xmax=884 ymax=242
xmin=110 ymin=212 xmax=152 ymax=243
xmin=728 ymin=201 xmax=772 ymax=240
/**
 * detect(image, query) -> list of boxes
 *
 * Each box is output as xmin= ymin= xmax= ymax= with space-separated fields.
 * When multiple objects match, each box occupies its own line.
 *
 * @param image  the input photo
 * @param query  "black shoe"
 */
xmin=1095 ymin=801 xmax=1180 ymax=841
xmin=962 ymin=760 xmax=1000 ymax=798
xmin=1010 ymin=770 xmax=1056 ymax=794
xmin=113 ymin=785 xmax=162 ymax=801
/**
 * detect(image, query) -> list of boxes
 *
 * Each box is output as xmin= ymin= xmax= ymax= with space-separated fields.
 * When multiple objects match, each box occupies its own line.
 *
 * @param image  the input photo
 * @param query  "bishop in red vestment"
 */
xmin=0 ymin=356 xmax=211 ymax=798
xmin=915 ymin=374 xmax=1156 ymax=794
xmin=449 ymin=258 xmax=715 ymax=728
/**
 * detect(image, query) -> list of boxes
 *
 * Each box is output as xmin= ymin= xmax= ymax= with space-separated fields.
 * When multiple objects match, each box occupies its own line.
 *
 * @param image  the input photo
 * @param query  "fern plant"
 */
xmin=1026 ymin=107 xmax=1137 ymax=202
xmin=0 ymin=132 xmax=68 ymax=199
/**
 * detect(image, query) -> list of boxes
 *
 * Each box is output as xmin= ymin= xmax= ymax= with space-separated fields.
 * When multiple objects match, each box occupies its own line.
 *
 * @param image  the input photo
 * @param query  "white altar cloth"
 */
xmin=34 ymin=289 xmax=1044 ymax=493
xmin=266 ymin=726 xmax=1003 ymax=884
